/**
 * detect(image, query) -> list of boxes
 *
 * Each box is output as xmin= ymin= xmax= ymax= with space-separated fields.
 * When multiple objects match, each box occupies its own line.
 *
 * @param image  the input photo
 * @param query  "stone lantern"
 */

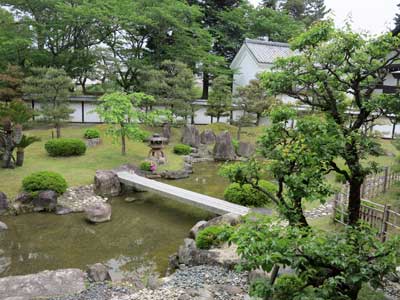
xmin=148 ymin=133 xmax=167 ymax=164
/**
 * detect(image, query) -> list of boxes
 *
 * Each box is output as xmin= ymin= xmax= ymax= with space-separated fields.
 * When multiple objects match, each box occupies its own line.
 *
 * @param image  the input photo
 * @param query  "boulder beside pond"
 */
xmin=0 ymin=192 xmax=8 ymax=214
xmin=85 ymin=203 xmax=112 ymax=223
xmin=94 ymin=170 xmax=121 ymax=197
xmin=213 ymin=131 xmax=236 ymax=161
xmin=0 ymin=269 xmax=86 ymax=299
xmin=182 ymin=125 xmax=200 ymax=148
xmin=32 ymin=190 xmax=58 ymax=212
xmin=236 ymin=141 xmax=255 ymax=158
xmin=200 ymin=130 xmax=216 ymax=145
xmin=87 ymin=263 xmax=111 ymax=282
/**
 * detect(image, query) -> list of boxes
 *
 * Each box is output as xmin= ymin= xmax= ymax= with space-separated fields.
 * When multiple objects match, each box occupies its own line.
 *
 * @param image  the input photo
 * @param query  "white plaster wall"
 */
xmin=384 ymin=73 xmax=397 ymax=86
xmin=70 ymin=103 xmax=82 ymax=122
xmin=84 ymin=103 xmax=101 ymax=123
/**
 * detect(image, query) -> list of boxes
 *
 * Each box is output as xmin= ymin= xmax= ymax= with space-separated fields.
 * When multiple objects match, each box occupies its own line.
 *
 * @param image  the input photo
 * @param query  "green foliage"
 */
xmin=45 ymin=138 xmax=86 ymax=157
xmin=0 ymin=99 xmax=34 ymax=126
xmin=233 ymin=216 xmax=400 ymax=300
xmin=224 ymin=182 xmax=273 ymax=207
xmin=249 ymin=278 xmax=272 ymax=299
xmin=206 ymin=75 xmax=232 ymax=121
xmin=22 ymin=171 xmax=68 ymax=194
xmin=22 ymin=67 xmax=73 ymax=137
xmin=84 ymin=128 xmax=100 ymax=139
xmin=16 ymin=135 xmax=41 ymax=149
xmin=173 ymin=144 xmax=192 ymax=155
xmin=392 ymin=138 xmax=400 ymax=152
xmin=195 ymin=225 xmax=234 ymax=250
xmin=231 ymin=138 xmax=239 ymax=153
xmin=140 ymin=161 xmax=152 ymax=172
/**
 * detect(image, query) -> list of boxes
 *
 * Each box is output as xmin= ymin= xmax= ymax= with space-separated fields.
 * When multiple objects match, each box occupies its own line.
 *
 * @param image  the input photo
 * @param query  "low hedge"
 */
xmin=45 ymin=138 xmax=87 ymax=157
xmin=173 ymin=144 xmax=192 ymax=155
xmin=195 ymin=225 xmax=234 ymax=250
xmin=84 ymin=128 xmax=100 ymax=139
xmin=22 ymin=171 xmax=68 ymax=194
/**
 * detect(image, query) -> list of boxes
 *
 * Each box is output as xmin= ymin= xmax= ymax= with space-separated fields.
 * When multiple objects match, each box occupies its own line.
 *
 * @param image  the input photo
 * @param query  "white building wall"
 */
xmin=70 ymin=103 xmax=82 ymax=122
xmin=84 ymin=103 xmax=101 ymax=123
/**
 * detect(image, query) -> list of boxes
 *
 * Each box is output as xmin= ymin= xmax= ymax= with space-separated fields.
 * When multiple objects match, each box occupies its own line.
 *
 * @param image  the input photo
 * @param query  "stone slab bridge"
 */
xmin=117 ymin=171 xmax=249 ymax=216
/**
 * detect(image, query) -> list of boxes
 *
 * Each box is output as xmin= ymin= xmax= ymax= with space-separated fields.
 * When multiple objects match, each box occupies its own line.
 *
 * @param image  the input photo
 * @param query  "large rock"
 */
xmin=94 ymin=170 xmax=121 ymax=197
xmin=182 ymin=125 xmax=200 ymax=148
xmin=189 ymin=220 xmax=208 ymax=239
xmin=0 ymin=192 xmax=8 ymax=214
xmin=87 ymin=263 xmax=111 ymax=282
xmin=161 ymin=170 xmax=190 ymax=180
xmin=213 ymin=131 xmax=236 ymax=161
xmin=85 ymin=203 xmax=112 ymax=223
xmin=237 ymin=142 xmax=255 ymax=158
xmin=162 ymin=123 xmax=171 ymax=142
xmin=200 ymin=130 xmax=216 ymax=145
xmin=198 ymin=213 xmax=242 ymax=232
xmin=0 ymin=269 xmax=86 ymax=299
xmin=32 ymin=190 xmax=58 ymax=212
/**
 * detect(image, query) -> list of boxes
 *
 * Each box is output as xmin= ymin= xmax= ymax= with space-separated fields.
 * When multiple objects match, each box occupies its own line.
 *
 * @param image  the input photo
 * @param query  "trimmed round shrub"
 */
xmin=173 ymin=144 xmax=192 ymax=155
xmin=84 ymin=128 xmax=100 ymax=139
xmin=195 ymin=225 xmax=233 ymax=250
xmin=45 ymin=138 xmax=87 ymax=157
xmin=22 ymin=171 xmax=68 ymax=194
xmin=224 ymin=180 xmax=276 ymax=207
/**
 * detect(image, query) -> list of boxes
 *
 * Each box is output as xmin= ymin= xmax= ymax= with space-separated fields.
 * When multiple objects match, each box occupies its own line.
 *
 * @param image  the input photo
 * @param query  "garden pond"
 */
xmin=0 ymin=163 xmax=229 ymax=280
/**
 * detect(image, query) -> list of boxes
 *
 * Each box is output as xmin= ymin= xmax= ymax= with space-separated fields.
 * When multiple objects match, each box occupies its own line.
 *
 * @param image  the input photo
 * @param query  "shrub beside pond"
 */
xmin=224 ymin=180 xmax=276 ymax=207
xmin=22 ymin=171 xmax=68 ymax=194
xmin=173 ymin=144 xmax=192 ymax=155
xmin=140 ymin=161 xmax=152 ymax=172
xmin=195 ymin=225 xmax=233 ymax=250
xmin=45 ymin=138 xmax=87 ymax=157
xmin=84 ymin=128 xmax=100 ymax=139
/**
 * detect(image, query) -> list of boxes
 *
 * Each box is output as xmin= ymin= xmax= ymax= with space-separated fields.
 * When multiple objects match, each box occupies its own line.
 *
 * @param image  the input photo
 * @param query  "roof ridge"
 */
xmin=245 ymin=38 xmax=290 ymax=48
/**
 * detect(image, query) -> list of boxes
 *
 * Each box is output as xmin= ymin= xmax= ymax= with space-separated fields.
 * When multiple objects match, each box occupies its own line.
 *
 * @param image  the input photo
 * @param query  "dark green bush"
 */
xmin=195 ymin=225 xmax=233 ymax=250
xmin=249 ymin=278 xmax=272 ymax=299
xmin=224 ymin=180 xmax=275 ymax=206
xmin=140 ymin=161 xmax=152 ymax=171
xmin=84 ymin=128 xmax=100 ymax=139
xmin=173 ymin=144 xmax=192 ymax=155
xmin=45 ymin=138 xmax=87 ymax=157
xmin=22 ymin=171 xmax=68 ymax=194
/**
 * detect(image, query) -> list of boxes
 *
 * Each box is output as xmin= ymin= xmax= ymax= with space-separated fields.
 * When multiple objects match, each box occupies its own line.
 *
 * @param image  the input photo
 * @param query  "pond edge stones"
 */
xmin=85 ymin=202 xmax=112 ymax=223
xmin=213 ymin=131 xmax=236 ymax=161
xmin=181 ymin=125 xmax=200 ymax=148
xmin=0 ymin=192 xmax=8 ymax=215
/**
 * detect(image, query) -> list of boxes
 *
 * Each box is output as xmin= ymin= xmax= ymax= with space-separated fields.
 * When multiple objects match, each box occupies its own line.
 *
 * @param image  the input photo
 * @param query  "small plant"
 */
xmin=140 ymin=161 xmax=156 ymax=172
xmin=45 ymin=138 xmax=86 ymax=157
xmin=22 ymin=171 xmax=68 ymax=194
xmin=84 ymin=128 xmax=100 ymax=139
xmin=173 ymin=144 xmax=192 ymax=155
xmin=232 ymin=138 xmax=239 ymax=153
xmin=249 ymin=278 xmax=272 ymax=299
xmin=195 ymin=225 xmax=233 ymax=250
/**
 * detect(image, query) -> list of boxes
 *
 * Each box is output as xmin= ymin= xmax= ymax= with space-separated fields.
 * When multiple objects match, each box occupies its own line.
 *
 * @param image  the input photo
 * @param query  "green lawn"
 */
xmin=0 ymin=124 xmax=185 ymax=198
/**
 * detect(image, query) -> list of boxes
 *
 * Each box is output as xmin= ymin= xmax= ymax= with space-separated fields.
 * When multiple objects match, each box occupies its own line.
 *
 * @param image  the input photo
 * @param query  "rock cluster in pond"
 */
xmin=58 ymin=184 xmax=108 ymax=213
xmin=213 ymin=131 xmax=236 ymax=161
xmin=32 ymin=190 xmax=58 ymax=212
xmin=87 ymin=263 xmax=112 ymax=282
xmin=181 ymin=125 xmax=200 ymax=148
xmin=85 ymin=203 xmax=112 ymax=223
xmin=236 ymin=141 xmax=255 ymax=158
xmin=200 ymin=130 xmax=216 ymax=145
xmin=0 ymin=192 xmax=8 ymax=214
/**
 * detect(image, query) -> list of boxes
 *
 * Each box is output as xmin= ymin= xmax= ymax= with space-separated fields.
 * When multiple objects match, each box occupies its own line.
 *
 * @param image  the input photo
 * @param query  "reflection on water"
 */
xmin=0 ymin=192 xmax=211 ymax=279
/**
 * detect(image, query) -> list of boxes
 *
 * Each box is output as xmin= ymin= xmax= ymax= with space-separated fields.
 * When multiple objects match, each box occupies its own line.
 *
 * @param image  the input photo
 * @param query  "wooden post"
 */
xmin=332 ymin=193 xmax=338 ymax=223
xmin=380 ymin=204 xmax=391 ymax=242
xmin=361 ymin=183 xmax=366 ymax=199
xmin=383 ymin=167 xmax=389 ymax=193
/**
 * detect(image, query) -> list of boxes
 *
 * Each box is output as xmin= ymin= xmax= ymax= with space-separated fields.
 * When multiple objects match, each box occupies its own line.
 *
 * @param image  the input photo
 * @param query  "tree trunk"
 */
xmin=55 ymin=124 xmax=61 ymax=138
xmin=121 ymin=123 xmax=126 ymax=156
xmin=256 ymin=113 xmax=261 ymax=126
xmin=217 ymin=115 xmax=220 ymax=123
xmin=237 ymin=125 xmax=242 ymax=140
xmin=288 ymin=198 xmax=309 ymax=227
xmin=202 ymin=72 xmax=209 ymax=99
xmin=347 ymin=178 xmax=362 ymax=225
xmin=16 ymin=149 xmax=24 ymax=167
xmin=211 ymin=116 xmax=214 ymax=124
xmin=392 ymin=123 xmax=397 ymax=140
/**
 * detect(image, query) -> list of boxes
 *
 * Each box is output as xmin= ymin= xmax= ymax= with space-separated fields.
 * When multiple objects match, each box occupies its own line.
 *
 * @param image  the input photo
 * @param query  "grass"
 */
xmin=0 ymin=124 xmax=185 ymax=198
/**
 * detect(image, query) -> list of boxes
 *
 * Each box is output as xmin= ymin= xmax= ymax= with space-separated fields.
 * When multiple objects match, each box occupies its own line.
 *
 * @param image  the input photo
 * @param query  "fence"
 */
xmin=332 ymin=167 xmax=400 ymax=241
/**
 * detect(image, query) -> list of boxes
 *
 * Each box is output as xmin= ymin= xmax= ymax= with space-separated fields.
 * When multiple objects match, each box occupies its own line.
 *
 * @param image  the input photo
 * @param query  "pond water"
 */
xmin=0 ymin=162 xmax=228 ymax=280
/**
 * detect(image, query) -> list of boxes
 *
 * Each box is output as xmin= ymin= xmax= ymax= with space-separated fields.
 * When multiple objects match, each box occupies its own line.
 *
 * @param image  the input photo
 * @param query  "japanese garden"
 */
xmin=1 ymin=1 xmax=400 ymax=300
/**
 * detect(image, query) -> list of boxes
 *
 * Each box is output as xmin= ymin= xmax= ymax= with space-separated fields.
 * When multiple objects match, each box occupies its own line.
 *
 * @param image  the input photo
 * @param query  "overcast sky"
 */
xmin=249 ymin=0 xmax=398 ymax=34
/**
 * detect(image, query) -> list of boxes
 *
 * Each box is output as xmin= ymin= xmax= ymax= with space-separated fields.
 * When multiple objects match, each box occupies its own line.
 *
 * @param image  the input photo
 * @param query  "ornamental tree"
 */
xmin=23 ymin=67 xmax=73 ymax=138
xmin=220 ymin=106 xmax=339 ymax=227
xmin=261 ymin=21 xmax=400 ymax=225
xmin=96 ymin=92 xmax=169 ymax=155
xmin=233 ymin=217 xmax=400 ymax=300
xmin=206 ymin=75 xmax=232 ymax=123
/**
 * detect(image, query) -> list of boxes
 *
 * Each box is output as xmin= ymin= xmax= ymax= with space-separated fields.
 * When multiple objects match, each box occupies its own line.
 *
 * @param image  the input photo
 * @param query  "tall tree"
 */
xmin=23 ymin=68 xmax=73 ymax=138
xmin=143 ymin=60 xmax=196 ymax=122
xmin=261 ymin=21 xmax=400 ymax=225
xmin=206 ymin=75 xmax=232 ymax=122
xmin=0 ymin=65 xmax=24 ymax=103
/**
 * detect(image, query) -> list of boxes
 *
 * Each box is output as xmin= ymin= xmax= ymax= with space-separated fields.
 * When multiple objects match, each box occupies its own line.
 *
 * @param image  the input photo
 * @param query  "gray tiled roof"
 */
xmin=245 ymin=38 xmax=293 ymax=64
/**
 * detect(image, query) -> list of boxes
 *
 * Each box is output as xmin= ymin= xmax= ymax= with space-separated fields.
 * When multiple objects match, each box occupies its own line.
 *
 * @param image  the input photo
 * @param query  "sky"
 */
xmin=249 ymin=0 xmax=399 ymax=35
